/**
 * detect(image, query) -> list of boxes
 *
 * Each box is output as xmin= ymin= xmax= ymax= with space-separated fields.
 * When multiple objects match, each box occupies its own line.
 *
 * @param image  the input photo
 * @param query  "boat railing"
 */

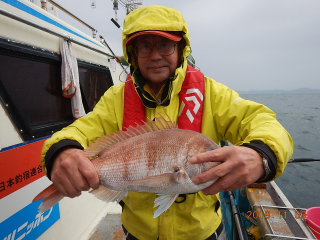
xmin=252 ymin=204 xmax=317 ymax=240
xmin=0 ymin=7 xmax=114 ymax=58
xmin=99 ymin=35 xmax=128 ymax=72
xmin=44 ymin=0 xmax=97 ymax=39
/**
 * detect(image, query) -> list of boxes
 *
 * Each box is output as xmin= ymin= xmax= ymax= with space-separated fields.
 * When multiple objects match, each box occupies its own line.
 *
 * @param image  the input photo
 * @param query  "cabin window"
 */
xmin=78 ymin=64 xmax=113 ymax=112
xmin=0 ymin=42 xmax=113 ymax=141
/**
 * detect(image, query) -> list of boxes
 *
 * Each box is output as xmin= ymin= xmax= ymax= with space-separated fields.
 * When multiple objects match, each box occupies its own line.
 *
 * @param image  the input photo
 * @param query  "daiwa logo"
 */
xmin=179 ymin=88 xmax=204 ymax=123
xmin=0 ymin=201 xmax=60 ymax=240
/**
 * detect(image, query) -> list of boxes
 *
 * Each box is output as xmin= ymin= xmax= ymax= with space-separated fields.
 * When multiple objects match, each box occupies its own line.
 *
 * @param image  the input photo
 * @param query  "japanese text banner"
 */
xmin=0 ymin=139 xmax=46 ymax=199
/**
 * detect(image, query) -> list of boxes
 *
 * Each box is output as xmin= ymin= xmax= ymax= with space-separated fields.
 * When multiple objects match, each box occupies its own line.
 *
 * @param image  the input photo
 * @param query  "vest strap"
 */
xmin=123 ymin=65 xmax=205 ymax=133
xmin=123 ymin=75 xmax=145 ymax=129
xmin=178 ymin=65 xmax=204 ymax=132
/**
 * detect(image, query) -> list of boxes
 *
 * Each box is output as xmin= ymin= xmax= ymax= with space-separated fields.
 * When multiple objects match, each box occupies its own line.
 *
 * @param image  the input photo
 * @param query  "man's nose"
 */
xmin=149 ymin=45 xmax=162 ymax=60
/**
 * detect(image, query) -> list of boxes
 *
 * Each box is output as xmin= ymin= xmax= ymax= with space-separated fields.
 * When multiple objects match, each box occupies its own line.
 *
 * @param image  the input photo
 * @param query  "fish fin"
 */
xmin=33 ymin=184 xmax=64 ymax=213
xmin=155 ymin=110 xmax=172 ymax=129
xmin=90 ymin=185 xmax=127 ymax=203
xmin=122 ymin=173 xmax=176 ymax=188
xmin=153 ymin=194 xmax=179 ymax=218
xmin=85 ymin=111 xmax=177 ymax=157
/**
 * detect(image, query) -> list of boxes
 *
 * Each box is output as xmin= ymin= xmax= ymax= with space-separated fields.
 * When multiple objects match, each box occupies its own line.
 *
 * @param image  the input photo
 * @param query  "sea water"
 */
xmin=240 ymin=93 xmax=320 ymax=209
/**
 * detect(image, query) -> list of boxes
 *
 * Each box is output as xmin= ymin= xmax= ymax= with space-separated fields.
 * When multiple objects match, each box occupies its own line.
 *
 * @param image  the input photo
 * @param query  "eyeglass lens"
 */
xmin=135 ymin=42 xmax=177 ymax=58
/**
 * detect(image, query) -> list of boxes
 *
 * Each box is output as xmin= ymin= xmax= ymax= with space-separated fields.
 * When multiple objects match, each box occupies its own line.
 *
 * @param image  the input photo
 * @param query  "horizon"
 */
xmin=236 ymin=87 xmax=320 ymax=93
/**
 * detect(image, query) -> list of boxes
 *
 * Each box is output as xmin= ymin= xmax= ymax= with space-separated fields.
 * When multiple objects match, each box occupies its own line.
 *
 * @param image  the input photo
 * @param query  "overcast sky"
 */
xmin=49 ymin=0 xmax=320 ymax=91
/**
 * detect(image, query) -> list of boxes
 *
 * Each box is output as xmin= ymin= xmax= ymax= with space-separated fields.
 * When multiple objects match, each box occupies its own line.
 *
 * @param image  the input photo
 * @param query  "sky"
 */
xmin=45 ymin=0 xmax=320 ymax=91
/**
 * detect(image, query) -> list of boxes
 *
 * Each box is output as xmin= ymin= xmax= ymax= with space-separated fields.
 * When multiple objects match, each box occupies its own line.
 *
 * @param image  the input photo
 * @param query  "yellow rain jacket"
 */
xmin=41 ymin=5 xmax=293 ymax=240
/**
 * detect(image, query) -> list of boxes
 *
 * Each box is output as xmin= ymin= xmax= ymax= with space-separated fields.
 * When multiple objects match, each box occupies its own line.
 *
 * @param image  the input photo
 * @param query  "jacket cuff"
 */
xmin=241 ymin=140 xmax=277 ymax=182
xmin=45 ymin=139 xmax=84 ymax=180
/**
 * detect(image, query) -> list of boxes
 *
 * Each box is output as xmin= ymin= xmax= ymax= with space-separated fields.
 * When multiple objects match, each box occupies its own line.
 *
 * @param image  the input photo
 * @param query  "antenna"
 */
xmin=113 ymin=0 xmax=143 ymax=17
xmin=125 ymin=0 xmax=142 ymax=14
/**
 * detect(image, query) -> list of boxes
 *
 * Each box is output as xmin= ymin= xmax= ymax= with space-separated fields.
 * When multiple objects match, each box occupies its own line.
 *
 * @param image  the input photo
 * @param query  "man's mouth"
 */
xmin=149 ymin=66 xmax=166 ymax=71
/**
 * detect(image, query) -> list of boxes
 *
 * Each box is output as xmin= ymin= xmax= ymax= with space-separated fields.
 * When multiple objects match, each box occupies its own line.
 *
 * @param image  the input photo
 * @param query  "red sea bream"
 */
xmin=33 ymin=114 xmax=221 ymax=218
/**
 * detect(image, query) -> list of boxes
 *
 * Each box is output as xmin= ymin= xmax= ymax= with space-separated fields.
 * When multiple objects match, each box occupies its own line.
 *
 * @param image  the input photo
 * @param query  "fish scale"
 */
xmin=33 ymin=114 xmax=221 ymax=218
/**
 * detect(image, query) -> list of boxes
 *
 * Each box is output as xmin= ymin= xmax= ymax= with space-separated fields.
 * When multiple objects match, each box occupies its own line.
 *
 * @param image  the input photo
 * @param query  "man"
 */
xmin=41 ymin=5 xmax=293 ymax=240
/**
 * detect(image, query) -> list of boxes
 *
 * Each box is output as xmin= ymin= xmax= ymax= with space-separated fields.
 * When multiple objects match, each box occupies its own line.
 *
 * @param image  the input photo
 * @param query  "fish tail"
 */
xmin=33 ymin=184 xmax=64 ymax=212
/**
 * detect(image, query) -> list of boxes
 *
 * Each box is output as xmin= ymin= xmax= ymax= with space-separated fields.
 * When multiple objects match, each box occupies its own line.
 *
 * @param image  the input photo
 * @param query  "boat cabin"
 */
xmin=0 ymin=0 xmax=125 ymax=239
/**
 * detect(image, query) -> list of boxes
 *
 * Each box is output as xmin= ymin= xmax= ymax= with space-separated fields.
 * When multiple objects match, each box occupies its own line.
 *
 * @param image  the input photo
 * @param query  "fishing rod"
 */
xmin=228 ymin=191 xmax=246 ymax=240
xmin=111 ymin=18 xmax=123 ymax=30
xmin=288 ymin=158 xmax=320 ymax=163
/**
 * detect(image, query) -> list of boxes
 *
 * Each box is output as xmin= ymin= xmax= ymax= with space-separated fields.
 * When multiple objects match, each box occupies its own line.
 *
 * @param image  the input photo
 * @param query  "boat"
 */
xmin=0 ymin=1 xmax=318 ymax=239
xmin=0 ymin=0 xmax=126 ymax=239
xmin=220 ymin=182 xmax=317 ymax=240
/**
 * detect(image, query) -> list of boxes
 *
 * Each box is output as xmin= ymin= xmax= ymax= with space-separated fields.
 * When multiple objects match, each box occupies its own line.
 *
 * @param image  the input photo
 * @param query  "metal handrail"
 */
xmin=253 ymin=204 xmax=316 ymax=240
xmin=269 ymin=181 xmax=316 ymax=239
xmin=0 ymin=7 xmax=113 ymax=58
xmin=99 ymin=35 xmax=127 ymax=71
xmin=264 ymin=233 xmax=317 ymax=240
xmin=46 ymin=0 xmax=97 ymax=36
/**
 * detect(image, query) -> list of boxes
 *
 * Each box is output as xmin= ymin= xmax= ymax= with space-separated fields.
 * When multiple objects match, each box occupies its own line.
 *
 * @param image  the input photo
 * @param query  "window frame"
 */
xmin=0 ymin=37 xmax=114 ymax=141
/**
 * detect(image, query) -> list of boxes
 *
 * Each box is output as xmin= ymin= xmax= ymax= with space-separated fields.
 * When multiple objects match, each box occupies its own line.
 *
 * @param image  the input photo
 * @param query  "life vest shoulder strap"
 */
xmin=123 ymin=65 xmax=205 ymax=133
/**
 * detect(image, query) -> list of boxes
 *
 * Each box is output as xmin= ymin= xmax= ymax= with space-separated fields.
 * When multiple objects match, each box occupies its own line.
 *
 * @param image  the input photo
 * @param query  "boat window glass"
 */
xmin=0 ymin=43 xmax=114 ymax=141
xmin=79 ymin=67 xmax=112 ymax=111
xmin=0 ymin=53 xmax=74 ymax=140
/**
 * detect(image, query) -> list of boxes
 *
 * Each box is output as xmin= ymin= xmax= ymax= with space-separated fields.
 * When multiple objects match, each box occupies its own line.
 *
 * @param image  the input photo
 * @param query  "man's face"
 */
xmin=135 ymin=34 xmax=180 ymax=86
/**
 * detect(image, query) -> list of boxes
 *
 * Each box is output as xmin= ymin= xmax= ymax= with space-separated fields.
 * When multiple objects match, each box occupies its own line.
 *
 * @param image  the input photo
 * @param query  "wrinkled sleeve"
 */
xmin=205 ymin=77 xmax=293 ymax=180
xmin=41 ymin=84 xmax=124 ymax=176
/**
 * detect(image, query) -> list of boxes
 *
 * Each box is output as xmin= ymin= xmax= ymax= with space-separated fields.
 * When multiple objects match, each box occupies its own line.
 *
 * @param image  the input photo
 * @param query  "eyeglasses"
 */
xmin=134 ymin=42 xmax=178 ymax=58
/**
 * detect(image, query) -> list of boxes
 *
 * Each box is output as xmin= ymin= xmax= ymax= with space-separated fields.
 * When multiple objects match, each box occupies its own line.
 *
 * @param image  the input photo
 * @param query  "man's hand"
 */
xmin=190 ymin=146 xmax=265 ymax=195
xmin=115 ymin=56 xmax=122 ymax=63
xmin=51 ymin=148 xmax=100 ymax=198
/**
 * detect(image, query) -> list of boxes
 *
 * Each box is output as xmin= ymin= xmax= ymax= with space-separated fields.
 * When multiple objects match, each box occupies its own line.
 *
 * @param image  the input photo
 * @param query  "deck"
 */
xmin=87 ymin=213 xmax=125 ymax=240
xmin=86 ymin=203 xmax=125 ymax=240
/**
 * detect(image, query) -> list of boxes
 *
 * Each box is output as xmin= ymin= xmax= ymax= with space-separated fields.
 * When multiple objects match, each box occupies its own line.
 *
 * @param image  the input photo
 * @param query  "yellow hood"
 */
xmin=122 ymin=5 xmax=191 ymax=69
